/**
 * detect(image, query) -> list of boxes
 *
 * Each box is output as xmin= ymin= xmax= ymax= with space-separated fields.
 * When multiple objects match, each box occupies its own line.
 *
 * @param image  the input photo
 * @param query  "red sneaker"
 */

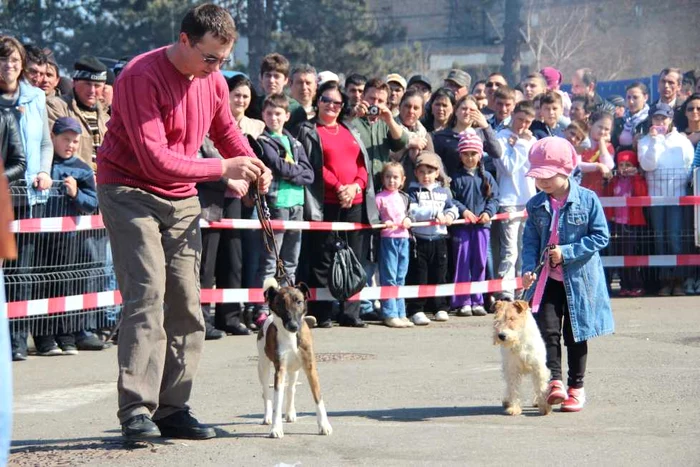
xmin=618 ymin=289 xmax=630 ymax=297
xmin=546 ymin=380 xmax=567 ymax=405
xmin=561 ymin=387 xmax=586 ymax=412
xmin=628 ymin=288 xmax=645 ymax=297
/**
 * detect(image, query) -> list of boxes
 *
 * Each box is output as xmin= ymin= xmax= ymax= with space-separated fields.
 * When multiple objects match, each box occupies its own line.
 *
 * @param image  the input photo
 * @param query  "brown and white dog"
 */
xmin=257 ymin=278 xmax=332 ymax=438
xmin=492 ymin=300 xmax=552 ymax=416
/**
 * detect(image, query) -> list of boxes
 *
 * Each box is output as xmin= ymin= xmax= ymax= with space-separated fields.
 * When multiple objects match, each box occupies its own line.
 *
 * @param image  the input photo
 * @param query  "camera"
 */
xmin=367 ymin=105 xmax=379 ymax=116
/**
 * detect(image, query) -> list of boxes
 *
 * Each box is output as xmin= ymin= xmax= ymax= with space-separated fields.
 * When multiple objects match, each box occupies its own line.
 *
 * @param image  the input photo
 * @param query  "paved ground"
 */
xmin=7 ymin=296 xmax=700 ymax=466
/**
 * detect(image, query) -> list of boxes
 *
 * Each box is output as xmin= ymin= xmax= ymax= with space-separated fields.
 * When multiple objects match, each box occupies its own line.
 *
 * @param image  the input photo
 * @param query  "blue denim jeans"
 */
xmin=649 ymin=206 xmax=683 ymax=280
xmin=360 ymin=259 xmax=377 ymax=315
xmin=0 ymin=269 xmax=12 ymax=466
xmin=378 ymin=238 xmax=410 ymax=319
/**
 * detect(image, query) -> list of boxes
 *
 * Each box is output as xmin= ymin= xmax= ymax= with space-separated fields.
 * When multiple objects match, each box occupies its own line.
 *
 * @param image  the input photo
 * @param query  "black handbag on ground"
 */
xmin=328 ymin=231 xmax=367 ymax=301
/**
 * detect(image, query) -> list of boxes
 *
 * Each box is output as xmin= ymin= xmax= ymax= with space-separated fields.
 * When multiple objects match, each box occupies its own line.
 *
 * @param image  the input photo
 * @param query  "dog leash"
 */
xmin=251 ymin=184 xmax=293 ymax=288
xmin=532 ymin=244 xmax=558 ymax=277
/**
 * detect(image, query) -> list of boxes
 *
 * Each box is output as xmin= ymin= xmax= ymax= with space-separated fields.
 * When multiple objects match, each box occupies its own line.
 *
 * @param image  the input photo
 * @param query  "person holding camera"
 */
xmin=350 ymin=78 xmax=408 ymax=318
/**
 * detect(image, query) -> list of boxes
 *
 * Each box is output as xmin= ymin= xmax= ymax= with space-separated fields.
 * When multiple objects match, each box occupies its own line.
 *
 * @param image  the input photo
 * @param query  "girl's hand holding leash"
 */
xmin=548 ymin=245 xmax=563 ymax=266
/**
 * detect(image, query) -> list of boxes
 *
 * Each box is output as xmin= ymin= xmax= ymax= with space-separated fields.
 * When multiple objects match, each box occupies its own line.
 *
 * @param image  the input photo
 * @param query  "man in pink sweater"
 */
xmin=96 ymin=4 xmax=271 ymax=441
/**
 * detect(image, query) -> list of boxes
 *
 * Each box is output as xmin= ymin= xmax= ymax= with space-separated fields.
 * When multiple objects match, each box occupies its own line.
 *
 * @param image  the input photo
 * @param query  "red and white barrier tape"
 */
xmin=7 ymin=253 xmax=700 ymax=318
xmin=599 ymin=195 xmax=700 ymax=208
xmin=9 ymin=196 xmax=700 ymax=234
xmin=6 ymin=278 xmax=521 ymax=319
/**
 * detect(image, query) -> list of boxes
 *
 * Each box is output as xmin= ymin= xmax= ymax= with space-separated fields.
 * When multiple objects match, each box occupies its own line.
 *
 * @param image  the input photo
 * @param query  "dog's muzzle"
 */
xmin=498 ymin=332 xmax=507 ymax=341
xmin=285 ymin=321 xmax=300 ymax=333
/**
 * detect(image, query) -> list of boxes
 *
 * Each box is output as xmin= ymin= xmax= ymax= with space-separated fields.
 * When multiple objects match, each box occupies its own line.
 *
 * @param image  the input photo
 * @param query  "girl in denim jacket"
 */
xmin=521 ymin=137 xmax=614 ymax=413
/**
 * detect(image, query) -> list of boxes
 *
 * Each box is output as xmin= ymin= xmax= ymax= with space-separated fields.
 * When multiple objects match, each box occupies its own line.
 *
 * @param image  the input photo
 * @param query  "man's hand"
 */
xmin=477 ymin=212 xmax=491 ymax=224
xmin=226 ymin=178 xmax=249 ymax=198
xmin=222 ymin=157 xmax=265 ymax=184
xmin=257 ymin=167 xmax=272 ymax=194
xmin=378 ymin=104 xmax=394 ymax=124
xmin=523 ymin=271 xmax=537 ymax=290
xmin=508 ymin=134 xmax=518 ymax=147
xmin=408 ymin=135 xmax=428 ymax=150
xmin=64 ymin=176 xmax=78 ymax=198
xmin=34 ymin=172 xmax=52 ymax=191
xmin=463 ymin=209 xmax=478 ymax=223
xmin=549 ymin=245 xmax=563 ymax=266
xmin=353 ymin=101 xmax=369 ymax=119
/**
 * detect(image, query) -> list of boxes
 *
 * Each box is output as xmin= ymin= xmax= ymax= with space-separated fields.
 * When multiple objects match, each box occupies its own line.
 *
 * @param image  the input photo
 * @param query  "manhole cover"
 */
xmin=249 ymin=352 xmax=375 ymax=363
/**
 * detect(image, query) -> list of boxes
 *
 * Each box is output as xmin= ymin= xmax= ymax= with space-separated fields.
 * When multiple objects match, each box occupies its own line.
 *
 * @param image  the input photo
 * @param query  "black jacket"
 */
xmin=296 ymin=120 xmax=380 ymax=225
xmin=0 ymin=108 xmax=26 ymax=184
xmin=256 ymin=129 xmax=314 ymax=208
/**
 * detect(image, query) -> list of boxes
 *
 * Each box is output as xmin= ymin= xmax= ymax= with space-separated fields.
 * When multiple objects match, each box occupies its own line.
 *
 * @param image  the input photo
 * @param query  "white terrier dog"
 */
xmin=492 ymin=300 xmax=552 ymax=416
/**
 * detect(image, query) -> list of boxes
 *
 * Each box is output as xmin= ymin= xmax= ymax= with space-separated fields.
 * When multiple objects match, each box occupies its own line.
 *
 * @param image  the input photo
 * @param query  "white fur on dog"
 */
xmin=493 ymin=301 xmax=552 ymax=416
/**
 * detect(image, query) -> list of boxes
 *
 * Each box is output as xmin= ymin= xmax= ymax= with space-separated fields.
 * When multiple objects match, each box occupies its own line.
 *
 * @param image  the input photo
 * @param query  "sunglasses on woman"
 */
xmin=319 ymin=95 xmax=343 ymax=106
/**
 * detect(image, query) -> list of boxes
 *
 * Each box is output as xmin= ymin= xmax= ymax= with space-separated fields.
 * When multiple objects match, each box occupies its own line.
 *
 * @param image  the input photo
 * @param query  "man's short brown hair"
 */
xmin=494 ymin=86 xmax=516 ymax=101
xmin=180 ymin=4 xmax=237 ymax=45
xmin=512 ymin=100 xmax=536 ymax=118
xmin=260 ymin=53 xmax=290 ymax=78
xmin=540 ymin=90 xmax=563 ymax=106
xmin=262 ymin=93 xmax=290 ymax=112
xmin=363 ymin=77 xmax=390 ymax=96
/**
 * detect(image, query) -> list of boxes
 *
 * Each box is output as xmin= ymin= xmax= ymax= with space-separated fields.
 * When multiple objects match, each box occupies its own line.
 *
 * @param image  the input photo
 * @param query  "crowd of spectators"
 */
xmin=2 ymin=34 xmax=700 ymax=361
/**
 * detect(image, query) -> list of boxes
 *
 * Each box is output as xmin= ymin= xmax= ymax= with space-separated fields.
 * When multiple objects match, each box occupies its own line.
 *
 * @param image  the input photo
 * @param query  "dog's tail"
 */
xmin=263 ymin=277 xmax=279 ymax=293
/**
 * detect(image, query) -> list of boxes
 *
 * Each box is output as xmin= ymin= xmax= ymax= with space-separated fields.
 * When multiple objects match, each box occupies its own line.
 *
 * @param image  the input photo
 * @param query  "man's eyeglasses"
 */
xmin=319 ymin=95 xmax=343 ymax=107
xmin=486 ymin=82 xmax=503 ymax=89
xmin=192 ymin=43 xmax=231 ymax=66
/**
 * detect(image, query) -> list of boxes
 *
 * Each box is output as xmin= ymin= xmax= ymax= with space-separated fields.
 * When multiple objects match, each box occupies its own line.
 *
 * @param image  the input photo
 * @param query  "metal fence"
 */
xmin=5 ymin=181 xmax=120 ymax=335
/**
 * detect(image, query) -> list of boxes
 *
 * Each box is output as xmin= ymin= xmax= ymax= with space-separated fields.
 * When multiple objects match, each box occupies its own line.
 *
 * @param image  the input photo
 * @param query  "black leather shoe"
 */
xmin=338 ymin=317 xmax=368 ymax=328
xmin=205 ymin=323 xmax=225 ymax=340
xmin=219 ymin=322 xmax=252 ymax=336
xmin=121 ymin=414 xmax=161 ymax=440
xmin=155 ymin=410 xmax=215 ymax=440
xmin=12 ymin=351 xmax=27 ymax=362
xmin=317 ymin=319 xmax=333 ymax=328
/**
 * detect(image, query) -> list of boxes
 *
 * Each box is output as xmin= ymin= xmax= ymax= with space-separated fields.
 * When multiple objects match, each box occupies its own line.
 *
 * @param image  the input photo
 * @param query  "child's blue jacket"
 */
xmin=522 ymin=178 xmax=614 ymax=342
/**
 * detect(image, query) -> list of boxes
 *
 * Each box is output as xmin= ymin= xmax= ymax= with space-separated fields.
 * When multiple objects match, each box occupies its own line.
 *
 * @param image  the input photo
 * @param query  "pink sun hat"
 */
xmin=526 ymin=137 xmax=577 ymax=179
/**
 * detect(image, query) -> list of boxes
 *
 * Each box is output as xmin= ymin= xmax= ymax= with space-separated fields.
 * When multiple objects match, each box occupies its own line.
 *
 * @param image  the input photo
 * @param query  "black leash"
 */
xmin=251 ymin=184 xmax=293 ymax=288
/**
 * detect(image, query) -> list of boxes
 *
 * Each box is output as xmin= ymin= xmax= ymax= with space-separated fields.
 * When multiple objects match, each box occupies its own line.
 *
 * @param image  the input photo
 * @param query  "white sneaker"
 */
xmin=400 ymin=317 xmax=415 ymax=327
xmin=411 ymin=312 xmax=431 ymax=326
xmin=471 ymin=305 xmax=487 ymax=316
xmin=384 ymin=317 xmax=407 ymax=328
xmin=684 ymin=278 xmax=695 ymax=295
xmin=433 ymin=310 xmax=450 ymax=322
xmin=456 ymin=306 xmax=472 ymax=317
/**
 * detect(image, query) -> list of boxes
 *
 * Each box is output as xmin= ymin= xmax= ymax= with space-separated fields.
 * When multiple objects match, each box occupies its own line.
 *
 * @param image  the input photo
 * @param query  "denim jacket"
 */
xmin=522 ymin=179 xmax=614 ymax=342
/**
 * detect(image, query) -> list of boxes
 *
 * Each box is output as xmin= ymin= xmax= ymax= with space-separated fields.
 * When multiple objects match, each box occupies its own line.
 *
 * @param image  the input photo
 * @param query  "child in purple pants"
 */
xmin=450 ymin=130 xmax=499 ymax=316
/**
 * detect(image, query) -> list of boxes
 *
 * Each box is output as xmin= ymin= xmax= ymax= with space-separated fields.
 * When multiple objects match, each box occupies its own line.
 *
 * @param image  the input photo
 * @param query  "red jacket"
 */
xmin=604 ymin=174 xmax=648 ymax=226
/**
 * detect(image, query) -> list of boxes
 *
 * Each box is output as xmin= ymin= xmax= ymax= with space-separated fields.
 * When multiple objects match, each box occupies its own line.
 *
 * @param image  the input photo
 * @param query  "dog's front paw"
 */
xmin=285 ymin=411 xmax=297 ymax=423
xmin=269 ymin=424 xmax=284 ymax=438
xmin=318 ymin=420 xmax=333 ymax=436
xmin=538 ymin=401 xmax=552 ymax=415
xmin=262 ymin=414 xmax=272 ymax=425
xmin=504 ymin=404 xmax=522 ymax=416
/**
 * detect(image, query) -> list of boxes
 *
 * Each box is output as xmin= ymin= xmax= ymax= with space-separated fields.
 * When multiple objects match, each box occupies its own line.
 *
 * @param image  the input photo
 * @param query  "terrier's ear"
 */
xmin=492 ymin=300 xmax=506 ymax=319
xmin=263 ymin=278 xmax=279 ymax=304
xmin=513 ymin=300 xmax=530 ymax=314
xmin=295 ymin=282 xmax=311 ymax=300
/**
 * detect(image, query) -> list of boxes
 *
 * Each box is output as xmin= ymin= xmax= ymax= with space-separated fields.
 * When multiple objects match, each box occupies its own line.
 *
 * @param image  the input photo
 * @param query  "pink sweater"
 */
xmin=375 ymin=190 xmax=410 ymax=239
xmin=97 ymin=47 xmax=255 ymax=198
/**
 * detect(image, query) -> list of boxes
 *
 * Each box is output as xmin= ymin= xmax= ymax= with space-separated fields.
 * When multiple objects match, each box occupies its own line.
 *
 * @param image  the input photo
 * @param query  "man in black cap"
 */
xmin=47 ymin=56 xmax=110 ymax=173
xmin=407 ymin=74 xmax=432 ymax=104
xmin=443 ymin=69 xmax=471 ymax=100
xmin=100 ymin=68 xmax=115 ymax=115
